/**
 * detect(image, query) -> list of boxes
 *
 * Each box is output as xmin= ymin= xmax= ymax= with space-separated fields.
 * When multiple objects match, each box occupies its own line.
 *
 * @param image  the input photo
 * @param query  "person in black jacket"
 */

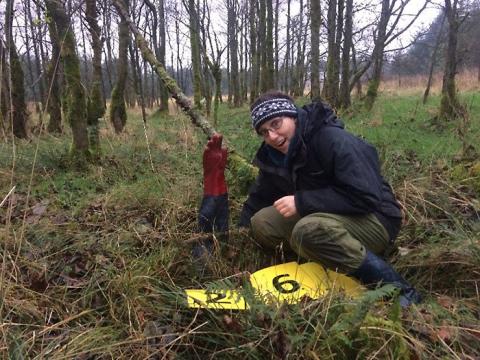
xmin=239 ymin=90 xmax=421 ymax=307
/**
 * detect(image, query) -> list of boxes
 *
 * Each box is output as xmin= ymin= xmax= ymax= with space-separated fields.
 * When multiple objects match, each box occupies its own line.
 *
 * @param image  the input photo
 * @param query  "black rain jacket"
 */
xmin=239 ymin=101 xmax=402 ymax=241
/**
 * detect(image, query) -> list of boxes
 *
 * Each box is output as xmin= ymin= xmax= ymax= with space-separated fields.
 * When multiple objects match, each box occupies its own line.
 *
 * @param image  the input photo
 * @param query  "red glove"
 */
xmin=203 ymin=133 xmax=227 ymax=196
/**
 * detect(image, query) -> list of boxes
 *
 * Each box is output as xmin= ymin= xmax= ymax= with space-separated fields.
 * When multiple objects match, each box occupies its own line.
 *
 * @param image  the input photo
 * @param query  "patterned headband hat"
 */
xmin=251 ymin=98 xmax=298 ymax=131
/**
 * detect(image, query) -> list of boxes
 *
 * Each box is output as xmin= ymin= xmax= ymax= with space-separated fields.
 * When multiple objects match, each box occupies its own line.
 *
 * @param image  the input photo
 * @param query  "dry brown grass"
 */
xmin=381 ymin=68 xmax=480 ymax=96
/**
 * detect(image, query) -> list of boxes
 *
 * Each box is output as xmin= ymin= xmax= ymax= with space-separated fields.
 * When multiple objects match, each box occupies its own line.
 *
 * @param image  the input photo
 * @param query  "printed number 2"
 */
xmin=272 ymin=274 xmax=301 ymax=294
xmin=206 ymin=292 xmax=231 ymax=304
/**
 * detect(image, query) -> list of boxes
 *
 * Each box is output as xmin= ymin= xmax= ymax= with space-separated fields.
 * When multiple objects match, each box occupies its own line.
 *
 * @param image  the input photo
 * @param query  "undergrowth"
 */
xmin=1 ymin=92 xmax=479 ymax=359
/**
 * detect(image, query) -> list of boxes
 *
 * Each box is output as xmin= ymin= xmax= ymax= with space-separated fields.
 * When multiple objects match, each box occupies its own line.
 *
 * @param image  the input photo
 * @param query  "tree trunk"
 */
xmin=23 ymin=0 xmax=41 ymax=124
xmin=364 ymin=0 xmax=390 ymax=111
xmin=158 ymin=0 xmax=169 ymax=111
xmin=5 ymin=0 xmax=28 ymax=139
xmin=440 ymin=0 xmax=461 ymax=119
xmin=249 ymin=0 xmax=259 ymax=102
xmin=284 ymin=0 xmax=291 ymax=93
xmin=339 ymin=0 xmax=353 ymax=108
xmin=45 ymin=0 xmax=89 ymax=159
xmin=323 ymin=0 xmax=336 ymax=102
xmin=265 ymin=0 xmax=275 ymax=91
xmin=310 ymin=0 xmax=321 ymax=99
xmin=228 ymin=0 xmax=242 ymax=106
xmin=274 ymin=0 xmax=279 ymax=88
xmin=293 ymin=0 xmax=306 ymax=96
xmin=86 ymin=0 xmax=105 ymax=156
xmin=129 ymin=43 xmax=147 ymax=123
xmin=110 ymin=0 xmax=129 ymax=133
xmin=188 ymin=0 xmax=203 ymax=108
xmin=423 ymin=13 xmax=445 ymax=105
xmin=350 ymin=43 xmax=363 ymax=97
xmin=259 ymin=0 xmax=268 ymax=92
xmin=45 ymin=11 xmax=63 ymax=133
xmin=1 ymin=41 xmax=11 ymax=138
xmin=332 ymin=0 xmax=344 ymax=107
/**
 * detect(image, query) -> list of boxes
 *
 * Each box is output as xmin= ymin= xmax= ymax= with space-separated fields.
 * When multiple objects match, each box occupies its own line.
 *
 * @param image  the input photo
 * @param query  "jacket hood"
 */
xmin=297 ymin=101 xmax=344 ymax=142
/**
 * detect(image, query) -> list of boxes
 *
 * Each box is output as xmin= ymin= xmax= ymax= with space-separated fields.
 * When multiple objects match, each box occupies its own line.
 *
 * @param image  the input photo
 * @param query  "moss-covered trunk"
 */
xmin=5 ymin=0 xmax=28 ymax=139
xmin=110 ymin=0 xmax=129 ymax=133
xmin=188 ymin=0 xmax=203 ymax=109
xmin=45 ymin=14 xmax=62 ymax=133
xmin=339 ymin=0 xmax=353 ymax=109
xmin=86 ymin=0 xmax=105 ymax=156
xmin=322 ymin=0 xmax=337 ymax=104
xmin=310 ymin=0 xmax=321 ymax=100
xmin=440 ymin=0 xmax=461 ymax=120
xmin=45 ymin=0 xmax=89 ymax=159
xmin=1 ymin=41 xmax=10 ymax=138
xmin=213 ymin=66 xmax=222 ymax=127
xmin=158 ymin=0 xmax=169 ymax=112
xmin=364 ymin=0 xmax=389 ymax=111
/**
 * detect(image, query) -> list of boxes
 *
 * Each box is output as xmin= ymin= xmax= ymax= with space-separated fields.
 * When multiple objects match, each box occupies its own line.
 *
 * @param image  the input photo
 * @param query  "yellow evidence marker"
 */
xmin=185 ymin=262 xmax=363 ymax=310
xmin=185 ymin=289 xmax=248 ymax=310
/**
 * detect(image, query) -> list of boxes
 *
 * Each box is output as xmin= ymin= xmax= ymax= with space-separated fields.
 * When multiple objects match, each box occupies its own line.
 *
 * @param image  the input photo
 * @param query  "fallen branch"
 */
xmin=112 ymin=0 xmax=258 ymax=185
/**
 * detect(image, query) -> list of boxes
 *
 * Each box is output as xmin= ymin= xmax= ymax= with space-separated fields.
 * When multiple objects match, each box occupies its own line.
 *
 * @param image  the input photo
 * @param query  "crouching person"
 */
xmin=239 ymin=90 xmax=421 ymax=307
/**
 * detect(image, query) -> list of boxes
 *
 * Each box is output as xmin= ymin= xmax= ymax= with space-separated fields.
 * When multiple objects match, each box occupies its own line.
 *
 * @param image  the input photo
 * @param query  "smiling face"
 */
xmin=258 ymin=116 xmax=297 ymax=154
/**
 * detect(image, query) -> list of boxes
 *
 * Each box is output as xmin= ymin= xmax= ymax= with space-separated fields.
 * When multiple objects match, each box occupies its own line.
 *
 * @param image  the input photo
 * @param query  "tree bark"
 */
xmin=310 ymin=0 xmax=321 ymax=99
xmin=284 ymin=0 xmax=291 ymax=93
xmin=423 ymin=13 xmax=445 ymax=105
xmin=228 ymin=0 xmax=242 ymax=106
xmin=45 ymin=0 xmax=89 ymax=159
xmin=265 ymin=0 xmax=275 ymax=90
xmin=110 ymin=0 xmax=129 ymax=133
xmin=188 ymin=0 xmax=204 ymax=108
xmin=364 ymin=0 xmax=390 ymax=111
xmin=339 ymin=0 xmax=353 ymax=108
xmin=85 ymin=0 xmax=105 ymax=156
xmin=249 ymin=0 xmax=259 ymax=102
xmin=323 ymin=0 xmax=337 ymax=103
xmin=293 ymin=0 xmax=306 ymax=96
xmin=158 ymin=0 xmax=169 ymax=111
xmin=45 ymin=9 xmax=63 ymax=133
xmin=440 ymin=0 xmax=461 ymax=119
xmin=5 ymin=0 xmax=28 ymax=139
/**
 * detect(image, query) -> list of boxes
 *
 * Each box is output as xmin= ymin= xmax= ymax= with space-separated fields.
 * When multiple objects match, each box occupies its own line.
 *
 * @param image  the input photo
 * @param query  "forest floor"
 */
xmin=1 ymin=92 xmax=480 ymax=359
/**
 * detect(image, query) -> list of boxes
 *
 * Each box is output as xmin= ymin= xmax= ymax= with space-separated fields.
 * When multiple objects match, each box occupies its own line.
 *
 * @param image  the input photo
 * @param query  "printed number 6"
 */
xmin=272 ymin=274 xmax=301 ymax=294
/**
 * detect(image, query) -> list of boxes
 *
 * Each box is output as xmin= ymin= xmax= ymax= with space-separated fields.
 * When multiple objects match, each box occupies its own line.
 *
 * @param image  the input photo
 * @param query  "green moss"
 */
xmin=450 ymin=161 xmax=480 ymax=195
xmin=110 ymin=84 xmax=127 ymax=133
xmin=364 ymin=79 xmax=380 ymax=111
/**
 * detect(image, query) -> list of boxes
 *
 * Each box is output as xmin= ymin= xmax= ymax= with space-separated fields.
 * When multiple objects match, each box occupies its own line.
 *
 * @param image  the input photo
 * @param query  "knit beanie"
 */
xmin=251 ymin=98 xmax=297 ymax=131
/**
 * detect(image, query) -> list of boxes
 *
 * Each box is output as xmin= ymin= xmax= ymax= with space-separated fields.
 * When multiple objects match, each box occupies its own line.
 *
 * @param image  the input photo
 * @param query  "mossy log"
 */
xmin=112 ymin=0 xmax=258 ymax=185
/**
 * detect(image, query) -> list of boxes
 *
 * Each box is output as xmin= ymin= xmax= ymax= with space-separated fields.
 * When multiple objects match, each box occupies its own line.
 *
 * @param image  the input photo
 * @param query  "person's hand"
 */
xmin=273 ymin=195 xmax=298 ymax=217
xmin=203 ymin=133 xmax=227 ymax=195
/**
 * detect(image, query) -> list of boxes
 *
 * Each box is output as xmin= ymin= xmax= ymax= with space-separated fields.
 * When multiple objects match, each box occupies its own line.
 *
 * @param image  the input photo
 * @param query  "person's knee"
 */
xmin=251 ymin=206 xmax=299 ymax=251
xmin=290 ymin=214 xmax=365 ymax=273
xmin=290 ymin=215 xmax=337 ymax=249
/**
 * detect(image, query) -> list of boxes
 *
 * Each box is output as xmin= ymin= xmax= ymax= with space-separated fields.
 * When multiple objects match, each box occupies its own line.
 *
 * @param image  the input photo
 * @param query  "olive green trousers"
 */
xmin=250 ymin=206 xmax=390 ymax=273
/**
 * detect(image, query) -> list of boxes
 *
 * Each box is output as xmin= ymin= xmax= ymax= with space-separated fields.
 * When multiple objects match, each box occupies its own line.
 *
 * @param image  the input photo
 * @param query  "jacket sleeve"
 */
xmin=294 ymin=128 xmax=384 ymax=216
xmin=238 ymin=170 xmax=283 ymax=227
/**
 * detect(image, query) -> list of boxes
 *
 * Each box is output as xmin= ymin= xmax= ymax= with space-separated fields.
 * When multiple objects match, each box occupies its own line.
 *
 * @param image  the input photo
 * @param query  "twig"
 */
xmin=0 ymin=186 xmax=16 ymax=207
